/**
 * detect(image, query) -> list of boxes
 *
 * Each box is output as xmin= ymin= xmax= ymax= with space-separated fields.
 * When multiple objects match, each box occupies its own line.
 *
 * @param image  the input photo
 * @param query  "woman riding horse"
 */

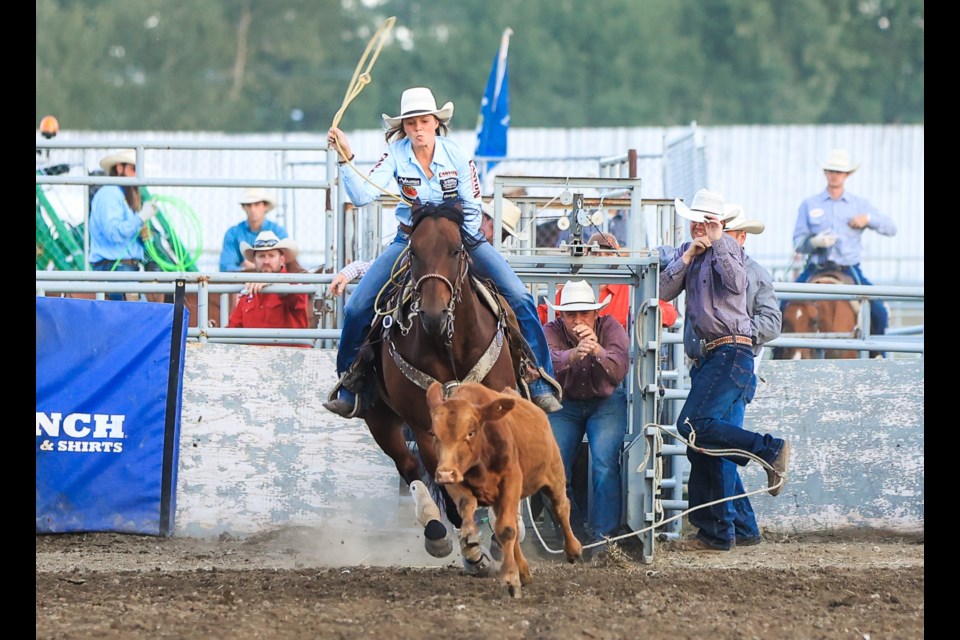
xmin=323 ymin=86 xmax=560 ymax=419
xmin=353 ymin=201 xmax=518 ymax=572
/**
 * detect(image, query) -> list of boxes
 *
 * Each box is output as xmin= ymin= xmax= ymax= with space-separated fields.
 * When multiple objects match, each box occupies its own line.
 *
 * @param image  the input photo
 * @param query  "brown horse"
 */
xmin=779 ymin=272 xmax=860 ymax=359
xmin=361 ymin=202 xmax=517 ymax=566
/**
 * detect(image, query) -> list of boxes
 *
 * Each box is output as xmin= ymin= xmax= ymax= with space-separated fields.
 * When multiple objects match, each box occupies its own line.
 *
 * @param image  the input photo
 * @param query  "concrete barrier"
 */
xmin=176 ymin=344 xmax=924 ymax=542
xmin=739 ymin=358 xmax=924 ymax=533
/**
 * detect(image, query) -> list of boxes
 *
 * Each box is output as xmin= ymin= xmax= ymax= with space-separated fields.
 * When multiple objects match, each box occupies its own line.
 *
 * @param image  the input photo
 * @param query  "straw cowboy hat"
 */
xmin=238 ymin=187 xmax=277 ymax=212
xmin=821 ymin=148 xmax=860 ymax=173
xmin=723 ymin=205 xmax=766 ymax=234
xmin=99 ymin=149 xmax=138 ymax=172
xmin=674 ymin=188 xmax=741 ymax=224
xmin=240 ymin=230 xmax=299 ymax=262
xmin=481 ymin=197 xmax=529 ymax=240
xmin=382 ymin=87 xmax=454 ymax=129
xmin=545 ymin=280 xmax=612 ymax=312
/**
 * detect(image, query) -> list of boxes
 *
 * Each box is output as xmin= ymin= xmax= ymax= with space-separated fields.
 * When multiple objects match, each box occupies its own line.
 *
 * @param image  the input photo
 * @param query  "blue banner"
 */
xmin=474 ymin=28 xmax=513 ymax=179
xmin=36 ymin=297 xmax=188 ymax=535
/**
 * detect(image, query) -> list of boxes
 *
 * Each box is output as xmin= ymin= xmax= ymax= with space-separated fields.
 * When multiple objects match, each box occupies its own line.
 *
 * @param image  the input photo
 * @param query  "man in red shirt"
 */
xmin=227 ymin=230 xmax=311 ymax=346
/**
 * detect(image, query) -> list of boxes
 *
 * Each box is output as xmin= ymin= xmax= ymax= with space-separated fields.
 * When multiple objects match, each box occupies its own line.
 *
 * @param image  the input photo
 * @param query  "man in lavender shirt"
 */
xmin=659 ymin=189 xmax=791 ymax=553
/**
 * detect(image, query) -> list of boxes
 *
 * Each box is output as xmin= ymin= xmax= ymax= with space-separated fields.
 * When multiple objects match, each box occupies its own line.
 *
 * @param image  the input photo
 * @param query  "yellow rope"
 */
xmin=330 ymin=16 xmax=404 ymax=204
xmin=373 ymin=247 xmax=412 ymax=318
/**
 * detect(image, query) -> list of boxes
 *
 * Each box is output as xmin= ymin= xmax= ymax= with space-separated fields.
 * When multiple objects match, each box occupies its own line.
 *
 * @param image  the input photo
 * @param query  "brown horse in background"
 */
xmin=359 ymin=202 xmax=517 ymax=567
xmin=779 ymin=272 xmax=860 ymax=359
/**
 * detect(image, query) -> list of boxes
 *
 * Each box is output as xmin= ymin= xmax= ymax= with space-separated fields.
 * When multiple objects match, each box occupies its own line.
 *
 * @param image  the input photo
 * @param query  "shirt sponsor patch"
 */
xmin=440 ymin=177 xmax=459 ymax=193
xmin=397 ymin=176 xmax=421 ymax=199
xmin=468 ymin=160 xmax=481 ymax=198
xmin=370 ymin=152 xmax=389 ymax=174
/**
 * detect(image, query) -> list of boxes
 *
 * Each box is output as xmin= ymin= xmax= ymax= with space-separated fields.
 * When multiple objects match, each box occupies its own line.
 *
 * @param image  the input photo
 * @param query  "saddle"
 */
xmin=809 ymin=269 xmax=855 ymax=286
xmin=808 ymin=269 xmax=860 ymax=314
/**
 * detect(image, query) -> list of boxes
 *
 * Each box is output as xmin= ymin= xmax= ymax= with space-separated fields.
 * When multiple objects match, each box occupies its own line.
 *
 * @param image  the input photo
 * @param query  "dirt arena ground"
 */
xmin=36 ymin=527 xmax=923 ymax=639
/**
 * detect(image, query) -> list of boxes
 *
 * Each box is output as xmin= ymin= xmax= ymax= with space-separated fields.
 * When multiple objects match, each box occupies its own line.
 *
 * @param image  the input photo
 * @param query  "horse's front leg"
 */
xmin=410 ymin=480 xmax=453 ymax=558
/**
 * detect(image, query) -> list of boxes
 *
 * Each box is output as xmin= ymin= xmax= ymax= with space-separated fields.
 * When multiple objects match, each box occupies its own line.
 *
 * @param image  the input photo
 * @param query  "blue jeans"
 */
xmin=721 ymin=394 xmax=760 ymax=543
xmin=677 ymin=344 xmax=784 ymax=549
xmin=795 ymin=263 xmax=888 ymax=336
xmin=548 ymin=387 xmax=627 ymax=539
xmin=336 ymin=229 xmax=555 ymax=395
xmin=92 ymin=260 xmax=139 ymax=301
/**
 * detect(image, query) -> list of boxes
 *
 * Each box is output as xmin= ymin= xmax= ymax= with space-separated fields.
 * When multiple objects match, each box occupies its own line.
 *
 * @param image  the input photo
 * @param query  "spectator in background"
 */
xmin=538 ymin=232 xmax=679 ymax=330
xmin=606 ymin=209 xmax=628 ymax=248
xmin=328 ymin=259 xmax=372 ymax=297
xmin=227 ymin=230 xmax=311 ymax=346
xmin=479 ymin=197 xmax=529 ymax=245
xmin=88 ymin=149 xmax=160 ymax=301
xmin=220 ymin=188 xmax=287 ymax=272
xmin=543 ymin=279 xmax=630 ymax=554
xmin=790 ymin=148 xmax=896 ymax=349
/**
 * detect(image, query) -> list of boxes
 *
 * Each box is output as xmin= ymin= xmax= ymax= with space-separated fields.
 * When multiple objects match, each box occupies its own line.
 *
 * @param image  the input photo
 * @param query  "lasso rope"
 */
xmin=330 ymin=16 xmax=405 ymax=204
xmin=526 ymin=419 xmax=786 ymax=556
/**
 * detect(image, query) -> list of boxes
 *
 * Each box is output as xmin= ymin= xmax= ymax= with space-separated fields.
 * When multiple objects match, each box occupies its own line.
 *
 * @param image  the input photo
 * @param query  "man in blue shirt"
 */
xmin=219 ymin=188 xmax=288 ymax=272
xmin=791 ymin=149 xmax=897 ymax=343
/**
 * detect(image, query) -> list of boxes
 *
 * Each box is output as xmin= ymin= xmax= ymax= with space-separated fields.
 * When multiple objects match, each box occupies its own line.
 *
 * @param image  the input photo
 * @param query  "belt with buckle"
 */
xmin=398 ymin=223 xmax=413 ymax=235
xmin=702 ymin=335 xmax=753 ymax=354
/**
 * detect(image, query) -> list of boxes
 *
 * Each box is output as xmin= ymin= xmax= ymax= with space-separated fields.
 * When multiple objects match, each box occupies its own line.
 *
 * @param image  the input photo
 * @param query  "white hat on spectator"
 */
xmin=240 ymin=230 xmax=298 ymax=262
xmin=239 ymin=188 xmax=277 ymax=212
xmin=545 ymin=280 xmax=612 ymax=312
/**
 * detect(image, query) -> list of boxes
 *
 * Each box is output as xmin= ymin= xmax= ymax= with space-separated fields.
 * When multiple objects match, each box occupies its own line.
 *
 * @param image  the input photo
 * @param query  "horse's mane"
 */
xmin=410 ymin=201 xmax=484 ymax=249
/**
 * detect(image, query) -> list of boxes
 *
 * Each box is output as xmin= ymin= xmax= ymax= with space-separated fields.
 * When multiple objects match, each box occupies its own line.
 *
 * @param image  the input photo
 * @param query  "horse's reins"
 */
xmin=411 ymin=244 xmax=468 ymax=377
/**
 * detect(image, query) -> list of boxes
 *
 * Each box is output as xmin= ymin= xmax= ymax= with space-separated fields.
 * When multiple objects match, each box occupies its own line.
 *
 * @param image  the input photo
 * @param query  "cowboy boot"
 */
xmin=323 ymin=365 xmax=366 ymax=418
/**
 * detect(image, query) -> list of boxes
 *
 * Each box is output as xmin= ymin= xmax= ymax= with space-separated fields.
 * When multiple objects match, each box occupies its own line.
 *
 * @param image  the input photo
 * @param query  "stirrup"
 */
xmin=326 ymin=373 xmax=363 ymax=419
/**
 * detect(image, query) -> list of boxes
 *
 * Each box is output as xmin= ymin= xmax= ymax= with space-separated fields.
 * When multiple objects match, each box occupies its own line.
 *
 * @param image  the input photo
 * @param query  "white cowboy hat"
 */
xmin=99 ymin=149 xmax=137 ymax=172
xmin=821 ymin=148 xmax=860 ymax=173
xmin=674 ymin=188 xmax=740 ymax=223
xmin=382 ymin=87 xmax=455 ymax=129
xmin=238 ymin=187 xmax=277 ymax=212
xmin=723 ymin=205 xmax=765 ymax=234
xmin=240 ymin=230 xmax=299 ymax=262
xmin=481 ymin=197 xmax=528 ymax=240
xmin=545 ymin=280 xmax=612 ymax=312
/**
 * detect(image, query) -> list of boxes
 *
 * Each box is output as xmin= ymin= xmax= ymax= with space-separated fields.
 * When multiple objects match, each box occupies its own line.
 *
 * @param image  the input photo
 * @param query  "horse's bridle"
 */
xmin=410 ymin=243 xmax=468 ymax=348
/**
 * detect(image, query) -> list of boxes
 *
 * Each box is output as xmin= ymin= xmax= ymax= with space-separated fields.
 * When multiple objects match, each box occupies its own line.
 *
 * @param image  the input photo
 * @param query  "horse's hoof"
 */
xmin=462 ymin=546 xmax=500 ymax=578
xmin=423 ymin=520 xmax=453 ymax=558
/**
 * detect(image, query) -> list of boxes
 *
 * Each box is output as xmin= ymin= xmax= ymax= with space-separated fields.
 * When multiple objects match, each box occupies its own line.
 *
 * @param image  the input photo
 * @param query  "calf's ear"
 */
xmin=426 ymin=382 xmax=445 ymax=409
xmin=480 ymin=397 xmax=515 ymax=423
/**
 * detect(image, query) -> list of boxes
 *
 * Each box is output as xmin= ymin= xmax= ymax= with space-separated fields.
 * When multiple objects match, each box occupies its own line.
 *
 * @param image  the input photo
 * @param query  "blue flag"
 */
xmin=474 ymin=28 xmax=513 ymax=181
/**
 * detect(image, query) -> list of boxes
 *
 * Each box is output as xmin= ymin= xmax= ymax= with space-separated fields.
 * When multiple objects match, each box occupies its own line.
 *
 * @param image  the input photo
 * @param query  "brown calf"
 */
xmin=425 ymin=382 xmax=582 ymax=598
